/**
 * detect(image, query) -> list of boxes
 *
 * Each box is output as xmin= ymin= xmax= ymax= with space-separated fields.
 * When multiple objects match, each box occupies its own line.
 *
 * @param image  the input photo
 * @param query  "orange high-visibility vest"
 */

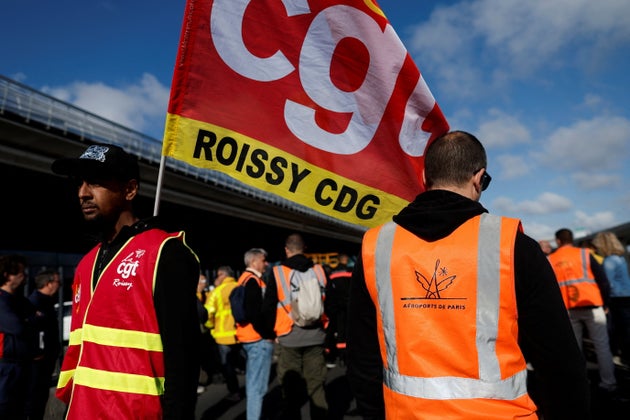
xmin=548 ymin=246 xmax=603 ymax=309
xmin=272 ymin=264 xmax=327 ymax=336
xmin=235 ymin=270 xmax=266 ymax=343
xmin=362 ymin=214 xmax=537 ymax=419
xmin=56 ymin=230 xmax=189 ymax=419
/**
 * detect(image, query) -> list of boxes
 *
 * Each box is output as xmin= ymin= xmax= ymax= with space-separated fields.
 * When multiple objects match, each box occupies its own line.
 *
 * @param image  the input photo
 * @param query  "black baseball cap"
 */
xmin=51 ymin=144 xmax=140 ymax=181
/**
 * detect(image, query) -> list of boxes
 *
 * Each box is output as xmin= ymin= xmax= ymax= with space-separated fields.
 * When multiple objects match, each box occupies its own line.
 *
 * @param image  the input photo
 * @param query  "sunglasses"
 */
xmin=475 ymin=169 xmax=492 ymax=191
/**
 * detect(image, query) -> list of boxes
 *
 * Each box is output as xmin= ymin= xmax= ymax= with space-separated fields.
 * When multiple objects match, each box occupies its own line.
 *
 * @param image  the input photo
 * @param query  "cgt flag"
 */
xmin=162 ymin=0 xmax=449 ymax=228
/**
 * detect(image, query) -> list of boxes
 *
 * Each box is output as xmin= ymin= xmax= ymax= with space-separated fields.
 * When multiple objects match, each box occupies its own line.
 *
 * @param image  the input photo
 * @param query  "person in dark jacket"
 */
xmin=235 ymin=248 xmax=276 ymax=420
xmin=0 ymin=254 xmax=39 ymax=419
xmin=324 ymin=253 xmax=352 ymax=367
xmin=266 ymin=233 xmax=328 ymax=420
xmin=347 ymin=131 xmax=591 ymax=420
xmin=51 ymin=143 xmax=200 ymax=419
xmin=25 ymin=269 xmax=62 ymax=420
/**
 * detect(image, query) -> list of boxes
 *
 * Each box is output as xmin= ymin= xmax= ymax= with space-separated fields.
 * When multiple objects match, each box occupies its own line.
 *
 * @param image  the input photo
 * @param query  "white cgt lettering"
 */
xmin=211 ymin=0 xmax=436 ymax=156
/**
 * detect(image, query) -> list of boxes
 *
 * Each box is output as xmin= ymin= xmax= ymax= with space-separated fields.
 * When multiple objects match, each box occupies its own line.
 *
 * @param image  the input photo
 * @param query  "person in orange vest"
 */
xmin=51 ymin=144 xmax=201 ymax=419
xmin=347 ymin=131 xmax=590 ymax=420
xmin=234 ymin=248 xmax=276 ymax=420
xmin=267 ymin=233 xmax=328 ymax=420
xmin=549 ymin=228 xmax=617 ymax=393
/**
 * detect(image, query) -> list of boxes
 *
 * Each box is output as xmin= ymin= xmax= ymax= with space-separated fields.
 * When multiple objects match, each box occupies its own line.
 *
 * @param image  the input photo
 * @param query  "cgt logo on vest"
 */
xmin=113 ymin=249 xmax=145 ymax=291
xmin=402 ymin=259 xmax=466 ymax=310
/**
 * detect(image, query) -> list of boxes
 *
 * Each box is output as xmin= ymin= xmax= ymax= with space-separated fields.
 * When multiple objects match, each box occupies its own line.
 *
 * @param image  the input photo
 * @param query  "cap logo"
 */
xmin=80 ymin=145 xmax=110 ymax=162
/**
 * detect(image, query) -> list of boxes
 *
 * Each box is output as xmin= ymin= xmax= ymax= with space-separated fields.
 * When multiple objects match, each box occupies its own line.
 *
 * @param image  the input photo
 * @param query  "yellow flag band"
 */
xmin=163 ymin=113 xmax=408 ymax=227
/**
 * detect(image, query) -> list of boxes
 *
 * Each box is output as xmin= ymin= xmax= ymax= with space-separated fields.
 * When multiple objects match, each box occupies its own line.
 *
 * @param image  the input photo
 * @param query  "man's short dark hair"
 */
xmin=285 ymin=233 xmax=305 ymax=253
xmin=424 ymin=131 xmax=487 ymax=189
xmin=555 ymin=228 xmax=574 ymax=245
xmin=0 ymin=254 xmax=27 ymax=287
xmin=34 ymin=268 xmax=59 ymax=289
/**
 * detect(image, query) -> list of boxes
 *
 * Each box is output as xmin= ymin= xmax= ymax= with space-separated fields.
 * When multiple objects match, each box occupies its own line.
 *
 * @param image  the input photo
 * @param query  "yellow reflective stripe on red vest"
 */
xmin=82 ymin=324 xmax=163 ymax=351
xmin=57 ymin=369 xmax=75 ymax=388
xmin=372 ymin=214 xmax=528 ymax=400
xmin=73 ymin=366 xmax=165 ymax=396
xmin=68 ymin=327 xmax=83 ymax=346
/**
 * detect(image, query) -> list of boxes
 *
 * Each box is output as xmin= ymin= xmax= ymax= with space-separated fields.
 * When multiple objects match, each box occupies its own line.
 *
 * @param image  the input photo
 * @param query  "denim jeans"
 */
xmin=569 ymin=306 xmax=617 ymax=390
xmin=243 ymin=340 xmax=274 ymax=420
xmin=217 ymin=343 xmax=241 ymax=394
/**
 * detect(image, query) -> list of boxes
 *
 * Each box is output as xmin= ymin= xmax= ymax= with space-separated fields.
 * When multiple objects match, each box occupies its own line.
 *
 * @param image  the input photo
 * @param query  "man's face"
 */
xmin=76 ymin=177 xmax=133 ymax=224
xmin=197 ymin=275 xmax=207 ymax=293
xmin=49 ymin=274 xmax=61 ymax=295
xmin=251 ymin=254 xmax=268 ymax=273
xmin=214 ymin=270 xmax=227 ymax=286
xmin=4 ymin=265 xmax=25 ymax=293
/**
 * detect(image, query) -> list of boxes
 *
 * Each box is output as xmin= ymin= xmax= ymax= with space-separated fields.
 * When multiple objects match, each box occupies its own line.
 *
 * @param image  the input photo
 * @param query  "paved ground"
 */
xmin=44 ymin=358 xmax=629 ymax=419
xmin=43 ymin=362 xmax=359 ymax=420
xmin=194 ymin=362 xmax=360 ymax=420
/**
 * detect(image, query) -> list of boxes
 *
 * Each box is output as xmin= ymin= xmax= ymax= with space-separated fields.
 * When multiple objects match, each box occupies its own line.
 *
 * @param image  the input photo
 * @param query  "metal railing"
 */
xmin=0 ymin=74 xmax=364 ymax=233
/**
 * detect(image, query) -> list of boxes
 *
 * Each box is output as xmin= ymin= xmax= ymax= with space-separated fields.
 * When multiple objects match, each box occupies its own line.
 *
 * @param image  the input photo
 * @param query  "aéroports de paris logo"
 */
xmin=404 ymin=259 xmax=459 ymax=300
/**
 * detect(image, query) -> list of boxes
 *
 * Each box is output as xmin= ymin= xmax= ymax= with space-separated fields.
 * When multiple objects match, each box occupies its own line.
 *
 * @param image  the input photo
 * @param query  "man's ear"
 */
xmin=125 ymin=179 xmax=139 ymax=201
xmin=472 ymin=169 xmax=484 ymax=194
xmin=422 ymin=169 xmax=427 ymax=190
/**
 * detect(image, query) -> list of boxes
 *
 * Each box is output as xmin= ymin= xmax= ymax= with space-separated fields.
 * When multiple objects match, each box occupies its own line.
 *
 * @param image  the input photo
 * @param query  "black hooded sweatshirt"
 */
xmin=346 ymin=190 xmax=591 ymax=420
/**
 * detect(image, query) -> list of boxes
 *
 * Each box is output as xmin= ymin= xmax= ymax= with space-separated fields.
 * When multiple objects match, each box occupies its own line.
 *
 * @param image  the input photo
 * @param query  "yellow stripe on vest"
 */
xmin=57 ymin=369 xmax=75 ymax=388
xmin=68 ymin=327 xmax=83 ymax=346
xmin=82 ymin=324 xmax=163 ymax=351
xmin=74 ymin=366 xmax=165 ymax=395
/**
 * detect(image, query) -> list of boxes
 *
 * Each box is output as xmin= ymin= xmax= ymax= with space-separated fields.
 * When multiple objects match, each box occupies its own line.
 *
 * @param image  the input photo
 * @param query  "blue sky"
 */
xmin=2 ymin=0 xmax=629 ymax=241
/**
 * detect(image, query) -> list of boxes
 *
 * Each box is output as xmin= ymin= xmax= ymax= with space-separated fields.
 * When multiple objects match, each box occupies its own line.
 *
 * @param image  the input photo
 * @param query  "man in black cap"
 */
xmin=51 ymin=143 xmax=201 ymax=419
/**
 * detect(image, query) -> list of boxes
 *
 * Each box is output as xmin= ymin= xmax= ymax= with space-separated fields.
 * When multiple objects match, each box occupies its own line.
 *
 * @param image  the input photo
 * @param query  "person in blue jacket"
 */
xmin=0 ymin=254 xmax=39 ymax=419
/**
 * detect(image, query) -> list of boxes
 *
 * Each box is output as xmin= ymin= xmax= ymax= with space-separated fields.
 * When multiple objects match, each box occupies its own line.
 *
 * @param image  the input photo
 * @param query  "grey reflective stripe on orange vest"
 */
xmin=274 ymin=266 xmax=292 ymax=309
xmin=374 ymin=214 xmax=528 ymax=400
xmin=558 ymin=248 xmax=597 ymax=287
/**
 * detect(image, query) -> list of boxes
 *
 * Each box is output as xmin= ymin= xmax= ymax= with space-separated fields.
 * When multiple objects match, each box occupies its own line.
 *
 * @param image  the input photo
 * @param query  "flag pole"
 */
xmin=153 ymin=153 xmax=167 ymax=216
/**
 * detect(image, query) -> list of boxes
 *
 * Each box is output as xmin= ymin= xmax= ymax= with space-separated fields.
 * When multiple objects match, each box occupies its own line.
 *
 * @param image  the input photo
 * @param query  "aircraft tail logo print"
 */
xmin=416 ymin=259 xmax=456 ymax=299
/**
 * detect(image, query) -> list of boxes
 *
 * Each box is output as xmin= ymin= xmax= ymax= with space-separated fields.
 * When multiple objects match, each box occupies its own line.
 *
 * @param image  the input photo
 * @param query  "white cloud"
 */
xmin=572 ymin=172 xmax=620 ymax=190
xmin=492 ymin=192 xmax=572 ymax=215
xmin=406 ymin=0 xmax=630 ymax=94
xmin=10 ymin=72 xmax=27 ymax=83
xmin=581 ymin=94 xmax=604 ymax=109
xmin=496 ymin=154 xmax=530 ymax=179
xmin=41 ymin=73 xmax=169 ymax=138
xmin=574 ymin=210 xmax=617 ymax=232
xmin=520 ymin=220 xmax=556 ymax=242
xmin=537 ymin=116 xmax=630 ymax=171
xmin=476 ymin=109 xmax=531 ymax=148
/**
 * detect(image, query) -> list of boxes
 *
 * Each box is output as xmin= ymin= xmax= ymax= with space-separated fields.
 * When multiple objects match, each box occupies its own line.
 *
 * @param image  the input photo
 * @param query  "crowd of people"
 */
xmin=1 ymin=137 xmax=629 ymax=419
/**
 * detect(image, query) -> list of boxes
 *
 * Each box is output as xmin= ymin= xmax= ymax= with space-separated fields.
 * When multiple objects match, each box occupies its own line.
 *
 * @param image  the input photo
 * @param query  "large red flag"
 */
xmin=162 ymin=0 xmax=449 ymax=228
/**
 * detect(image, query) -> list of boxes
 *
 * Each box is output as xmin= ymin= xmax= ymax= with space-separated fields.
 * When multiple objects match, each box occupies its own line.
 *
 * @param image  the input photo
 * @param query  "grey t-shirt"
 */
xmin=277 ymin=323 xmax=326 ymax=347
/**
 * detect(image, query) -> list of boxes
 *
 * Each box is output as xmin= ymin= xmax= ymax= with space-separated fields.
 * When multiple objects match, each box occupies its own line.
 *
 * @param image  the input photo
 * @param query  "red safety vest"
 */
xmin=56 ymin=229 xmax=186 ymax=419
xmin=362 ymin=214 xmax=537 ymax=419
xmin=548 ymin=245 xmax=603 ymax=309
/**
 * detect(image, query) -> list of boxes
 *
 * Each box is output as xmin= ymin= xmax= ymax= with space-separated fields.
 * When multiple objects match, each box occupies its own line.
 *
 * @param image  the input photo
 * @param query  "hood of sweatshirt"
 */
xmin=392 ymin=190 xmax=488 ymax=242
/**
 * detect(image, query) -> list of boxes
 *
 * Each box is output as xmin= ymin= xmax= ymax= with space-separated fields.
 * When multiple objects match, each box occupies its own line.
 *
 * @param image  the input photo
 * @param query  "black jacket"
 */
xmin=28 ymin=290 xmax=61 ymax=361
xmin=347 ymin=190 xmax=591 ymax=420
xmin=241 ymin=269 xmax=276 ymax=340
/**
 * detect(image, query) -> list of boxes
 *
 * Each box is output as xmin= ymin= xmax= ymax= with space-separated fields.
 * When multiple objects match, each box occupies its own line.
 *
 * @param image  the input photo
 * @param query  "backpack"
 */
xmin=229 ymin=281 xmax=249 ymax=325
xmin=287 ymin=267 xmax=326 ymax=327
